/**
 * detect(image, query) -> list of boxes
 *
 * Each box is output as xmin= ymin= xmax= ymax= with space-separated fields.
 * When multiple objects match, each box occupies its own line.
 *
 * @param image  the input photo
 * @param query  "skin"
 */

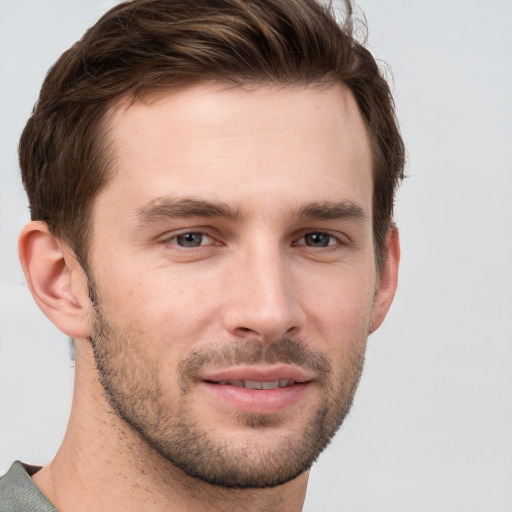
xmin=19 ymin=83 xmax=399 ymax=512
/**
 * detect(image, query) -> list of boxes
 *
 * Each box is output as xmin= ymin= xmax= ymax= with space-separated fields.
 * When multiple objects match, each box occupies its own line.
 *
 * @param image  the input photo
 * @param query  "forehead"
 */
xmin=99 ymin=83 xmax=373 ymax=215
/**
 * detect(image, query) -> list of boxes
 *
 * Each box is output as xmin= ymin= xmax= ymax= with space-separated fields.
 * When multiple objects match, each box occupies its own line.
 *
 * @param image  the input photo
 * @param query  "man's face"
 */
xmin=87 ymin=84 xmax=378 ymax=488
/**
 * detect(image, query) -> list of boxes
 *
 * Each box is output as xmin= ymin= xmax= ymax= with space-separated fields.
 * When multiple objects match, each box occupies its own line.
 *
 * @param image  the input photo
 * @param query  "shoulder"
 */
xmin=0 ymin=461 xmax=56 ymax=512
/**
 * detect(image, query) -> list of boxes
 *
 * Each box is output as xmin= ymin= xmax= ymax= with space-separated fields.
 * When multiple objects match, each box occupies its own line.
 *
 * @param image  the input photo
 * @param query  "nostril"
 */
xmin=222 ymin=295 xmax=306 ymax=343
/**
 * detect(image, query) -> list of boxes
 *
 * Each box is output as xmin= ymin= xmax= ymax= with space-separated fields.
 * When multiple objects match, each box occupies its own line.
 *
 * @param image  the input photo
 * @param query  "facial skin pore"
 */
xmin=20 ymin=84 xmax=399 ymax=512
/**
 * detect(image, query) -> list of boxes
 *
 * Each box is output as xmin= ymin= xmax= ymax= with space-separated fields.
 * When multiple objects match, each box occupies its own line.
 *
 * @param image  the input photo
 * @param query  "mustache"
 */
xmin=179 ymin=337 xmax=331 ymax=385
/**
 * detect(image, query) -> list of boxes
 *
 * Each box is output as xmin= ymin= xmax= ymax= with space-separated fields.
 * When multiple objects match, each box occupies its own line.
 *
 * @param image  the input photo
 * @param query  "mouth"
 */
xmin=207 ymin=379 xmax=298 ymax=389
xmin=199 ymin=367 xmax=313 ymax=414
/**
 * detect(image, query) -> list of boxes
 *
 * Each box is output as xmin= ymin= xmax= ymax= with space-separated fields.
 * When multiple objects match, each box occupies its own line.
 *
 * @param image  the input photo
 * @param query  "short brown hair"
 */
xmin=19 ymin=0 xmax=404 ymax=269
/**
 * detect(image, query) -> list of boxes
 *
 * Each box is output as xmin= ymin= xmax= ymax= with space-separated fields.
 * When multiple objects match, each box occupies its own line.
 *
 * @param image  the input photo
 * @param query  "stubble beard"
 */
xmin=88 ymin=292 xmax=367 ymax=489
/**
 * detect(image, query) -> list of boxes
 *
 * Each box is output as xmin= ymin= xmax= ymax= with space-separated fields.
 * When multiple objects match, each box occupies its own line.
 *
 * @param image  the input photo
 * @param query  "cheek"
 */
xmin=97 ymin=267 xmax=216 ymax=355
xmin=300 ymin=262 xmax=375 ymax=347
xmin=301 ymin=256 xmax=376 ymax=308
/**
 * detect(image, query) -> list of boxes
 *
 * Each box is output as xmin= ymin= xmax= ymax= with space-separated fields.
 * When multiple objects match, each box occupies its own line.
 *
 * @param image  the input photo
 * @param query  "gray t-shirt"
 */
xmin=0 ymin=461 xmax=56 ymax=512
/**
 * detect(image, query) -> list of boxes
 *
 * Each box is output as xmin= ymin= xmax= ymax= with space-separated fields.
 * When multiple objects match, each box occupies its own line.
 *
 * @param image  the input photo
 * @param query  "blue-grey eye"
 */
xmin=175 ymin=232 xmax=204 ymax=247
xmin=303 ymin=233 xmax=335 ymax=247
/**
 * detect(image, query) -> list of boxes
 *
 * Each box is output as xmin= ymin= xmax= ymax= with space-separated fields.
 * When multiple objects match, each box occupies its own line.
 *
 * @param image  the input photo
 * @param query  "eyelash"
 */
xmin=293 ymin=232 xmax=343 ymax=249
xmin=161 ymin=230 xmax=345 ymax=250
xmin=163 ymin=230 xmax=217 ymax=249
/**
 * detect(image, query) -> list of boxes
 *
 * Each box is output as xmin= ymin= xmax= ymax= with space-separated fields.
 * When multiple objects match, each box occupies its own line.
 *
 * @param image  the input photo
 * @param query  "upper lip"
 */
xmin=198 ymin=365 xmax=313 ymax=384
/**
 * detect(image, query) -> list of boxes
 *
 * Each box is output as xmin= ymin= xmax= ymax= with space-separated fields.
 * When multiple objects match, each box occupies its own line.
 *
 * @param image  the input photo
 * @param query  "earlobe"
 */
xmin=370 ymin=226 xmax=400 ymax=333
xmin=18 ymin=221 xmax=91 ymax=339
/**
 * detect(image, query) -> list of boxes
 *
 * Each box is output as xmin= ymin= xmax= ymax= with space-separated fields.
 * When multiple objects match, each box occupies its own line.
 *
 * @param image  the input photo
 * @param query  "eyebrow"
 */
xmin=136 ymin=197 xmax=242 ymax=224
xmin=136 ymin=197 xmax=367 ymax=226
xmin=296 ymin=201 xmax=367 ymax=224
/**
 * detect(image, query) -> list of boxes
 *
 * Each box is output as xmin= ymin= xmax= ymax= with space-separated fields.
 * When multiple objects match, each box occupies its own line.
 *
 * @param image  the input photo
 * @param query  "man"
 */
xmin=0 ymin=0 xmax=404 ymax=510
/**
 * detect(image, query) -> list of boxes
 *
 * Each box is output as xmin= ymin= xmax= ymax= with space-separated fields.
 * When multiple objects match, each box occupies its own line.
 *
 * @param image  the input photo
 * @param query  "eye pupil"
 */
xmin=177 ymin=233 xmax=203 ymax=247
xmin=305 ymin=233 xmax=330 ymax=247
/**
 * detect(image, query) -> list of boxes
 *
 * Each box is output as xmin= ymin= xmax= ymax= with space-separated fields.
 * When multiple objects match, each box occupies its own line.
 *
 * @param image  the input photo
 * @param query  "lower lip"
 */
xmin=200 ymin=382 xmax=311 ymax=414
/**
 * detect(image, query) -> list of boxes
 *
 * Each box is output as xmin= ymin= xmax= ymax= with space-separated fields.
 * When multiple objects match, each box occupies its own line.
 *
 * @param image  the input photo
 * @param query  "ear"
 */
xmin=370 ymin=226 xmax=400 ymax=333
xmin=18 ymin=221 xmax=91 ymax=338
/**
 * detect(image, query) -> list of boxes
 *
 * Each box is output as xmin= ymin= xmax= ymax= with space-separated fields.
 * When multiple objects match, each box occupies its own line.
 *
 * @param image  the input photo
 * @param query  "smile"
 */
xmin=212 ymin=379 xmax=296 ymax=389
xmin=199 ymin=369 xmax=312 ymax=414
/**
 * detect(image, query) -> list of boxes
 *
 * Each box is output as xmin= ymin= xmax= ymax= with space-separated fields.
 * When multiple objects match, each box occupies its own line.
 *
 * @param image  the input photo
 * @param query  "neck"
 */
xmin=32 ymin=342 xmax=309 ymax=512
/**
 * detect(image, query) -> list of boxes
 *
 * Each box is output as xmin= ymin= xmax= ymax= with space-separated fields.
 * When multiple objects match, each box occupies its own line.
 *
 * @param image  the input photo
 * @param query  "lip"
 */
xmin=199 ymin=364 xmax=313 ymax=383
xmin=198 ymin=365 xmax=314 ymax=414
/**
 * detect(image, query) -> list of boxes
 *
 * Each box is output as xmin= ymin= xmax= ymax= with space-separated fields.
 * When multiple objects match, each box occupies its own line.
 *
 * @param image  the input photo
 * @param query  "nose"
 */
xmin=221 ymin=245 xmax=305 ymax=342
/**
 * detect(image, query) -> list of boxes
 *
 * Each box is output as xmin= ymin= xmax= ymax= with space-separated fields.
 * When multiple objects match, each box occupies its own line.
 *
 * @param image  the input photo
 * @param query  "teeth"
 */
xmin=261 ymin=381 xmax=279 ymax=389
xmin=242 ymin=380 xmax=263 ymax=389
xmin=216 ymin=380 xmax=295 ymax=389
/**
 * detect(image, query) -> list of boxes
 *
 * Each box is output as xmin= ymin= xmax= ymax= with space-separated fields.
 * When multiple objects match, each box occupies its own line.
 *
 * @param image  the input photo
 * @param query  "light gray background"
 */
xmin=1 ymin=1 xmax=511 ymax=511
